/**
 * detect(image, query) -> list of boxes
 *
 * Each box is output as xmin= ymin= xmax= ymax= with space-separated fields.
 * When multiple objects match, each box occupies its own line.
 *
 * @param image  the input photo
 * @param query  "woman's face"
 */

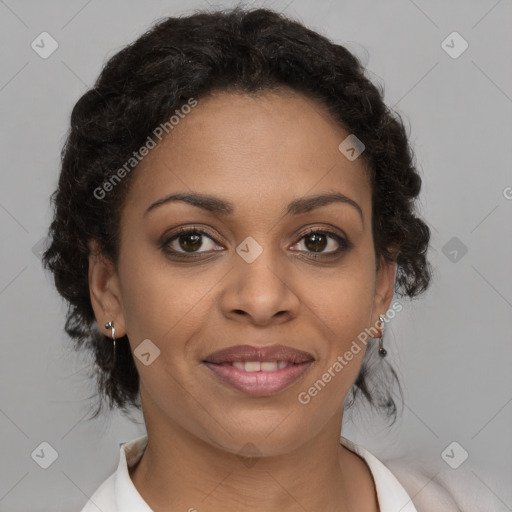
xmin=90 ymin=89 xmax=396 ymax=456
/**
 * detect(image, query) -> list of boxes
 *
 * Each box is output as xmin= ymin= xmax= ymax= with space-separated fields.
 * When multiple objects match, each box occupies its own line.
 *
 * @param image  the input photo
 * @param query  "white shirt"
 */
xmin=80 ymin=434 xmax=418 ymax=512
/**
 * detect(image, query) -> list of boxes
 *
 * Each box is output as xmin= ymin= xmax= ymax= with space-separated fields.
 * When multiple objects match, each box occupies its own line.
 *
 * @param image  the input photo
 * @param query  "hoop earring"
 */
xmin=105 ymin=321 xmax=116 ymax=372
xmin=378 ymin=315 xmax=387 ymax=357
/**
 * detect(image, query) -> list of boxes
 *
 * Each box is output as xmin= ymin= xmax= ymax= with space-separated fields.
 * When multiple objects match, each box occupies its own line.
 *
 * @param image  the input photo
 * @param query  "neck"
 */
xmin=129 ymin=406 xmax=378 ymax=512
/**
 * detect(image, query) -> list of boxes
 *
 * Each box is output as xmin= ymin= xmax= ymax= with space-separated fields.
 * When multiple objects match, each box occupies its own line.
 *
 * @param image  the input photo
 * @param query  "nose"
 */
xmin=220 ymin=244 xmax=301 ymax=326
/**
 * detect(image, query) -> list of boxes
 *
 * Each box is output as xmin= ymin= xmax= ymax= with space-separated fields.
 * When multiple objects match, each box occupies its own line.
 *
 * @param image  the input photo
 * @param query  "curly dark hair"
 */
xmin=42 ymin=6 xmax=432 ymax=422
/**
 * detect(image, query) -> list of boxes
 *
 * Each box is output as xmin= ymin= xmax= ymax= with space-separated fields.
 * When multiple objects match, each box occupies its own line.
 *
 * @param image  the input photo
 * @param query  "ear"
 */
xmin=371 ymin=254 xmax=397 ymax=327
xmin=88 ymin=239 xmax=126 ymax=337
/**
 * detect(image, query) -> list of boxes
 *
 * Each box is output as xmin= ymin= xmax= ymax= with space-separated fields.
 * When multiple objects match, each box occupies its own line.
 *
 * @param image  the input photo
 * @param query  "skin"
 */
xmin=88 ymin=88 xmax=397 ymax=512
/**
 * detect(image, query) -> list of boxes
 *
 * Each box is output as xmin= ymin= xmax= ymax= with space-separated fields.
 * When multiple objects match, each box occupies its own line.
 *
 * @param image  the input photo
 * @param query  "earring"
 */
xmin=105 ymin=321 xmax=116 ymax=372
xmin=378 ymin=315 xmax=387 ymax=357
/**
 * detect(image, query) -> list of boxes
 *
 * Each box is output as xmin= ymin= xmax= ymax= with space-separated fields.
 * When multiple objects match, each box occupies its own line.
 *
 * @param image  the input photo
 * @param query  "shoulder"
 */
xmin=385 ymin=458 xmax=504 ymax=512
xmin=79 ymin=472 xmax=117 ymax=512
xmin=385 ymin=460 xmax=460 ymax=512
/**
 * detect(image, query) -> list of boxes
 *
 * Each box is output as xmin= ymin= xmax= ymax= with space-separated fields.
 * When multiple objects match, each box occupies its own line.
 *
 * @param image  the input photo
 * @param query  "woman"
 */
xmin=42 ymin=7 xmax=440 ymax=511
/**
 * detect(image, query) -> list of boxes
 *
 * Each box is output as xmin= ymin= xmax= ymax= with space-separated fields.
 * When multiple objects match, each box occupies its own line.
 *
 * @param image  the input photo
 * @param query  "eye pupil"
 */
xmin=305 ymin=233 xmax=327 ymax=252
xmin=180 ymin=233 xmax=202 ymax=252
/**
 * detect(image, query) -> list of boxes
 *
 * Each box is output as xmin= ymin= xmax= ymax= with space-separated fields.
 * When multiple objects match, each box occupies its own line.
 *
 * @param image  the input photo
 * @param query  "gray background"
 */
xmin=0 ymin=0 xmax=511 ymax=510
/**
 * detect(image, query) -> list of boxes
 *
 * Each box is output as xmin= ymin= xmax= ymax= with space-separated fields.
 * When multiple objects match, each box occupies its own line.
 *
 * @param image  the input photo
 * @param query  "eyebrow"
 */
xmin=144 ymin=191 xmax=363 ymax=224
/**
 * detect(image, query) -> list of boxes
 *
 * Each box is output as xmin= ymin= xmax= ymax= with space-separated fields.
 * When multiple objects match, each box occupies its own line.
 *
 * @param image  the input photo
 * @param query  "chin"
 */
xmin=202 ymin=421 xmax=306 ymax=459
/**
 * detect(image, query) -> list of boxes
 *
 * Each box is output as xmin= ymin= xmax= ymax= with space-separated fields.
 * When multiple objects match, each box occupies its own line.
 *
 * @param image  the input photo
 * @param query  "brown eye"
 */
xmin=303 ymin=232 xmax=328 ymax=252
xmin=177 ymin=232 xmax=203 ymax=252
xmin=291 ymin=229 xmax=351 ymax=257
xmin=162 ymin=228 xmax=222 ymax=256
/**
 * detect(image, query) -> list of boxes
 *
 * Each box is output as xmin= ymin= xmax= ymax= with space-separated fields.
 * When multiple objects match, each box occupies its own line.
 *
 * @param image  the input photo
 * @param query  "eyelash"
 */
xmin=160 ymin=226 xmax=352 ymax=261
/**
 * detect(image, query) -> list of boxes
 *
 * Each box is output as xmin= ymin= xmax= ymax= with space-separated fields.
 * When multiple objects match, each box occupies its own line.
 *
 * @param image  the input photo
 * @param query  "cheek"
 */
xmin=307 ymin=256 xmax=376 ymax=340
xmin=296 ymin=278 xmax=374 ymax=416
xmin=116 ymin=243 xmax=204 ymax=346
xmin=301 ymin=251 xmax=376 ymax=388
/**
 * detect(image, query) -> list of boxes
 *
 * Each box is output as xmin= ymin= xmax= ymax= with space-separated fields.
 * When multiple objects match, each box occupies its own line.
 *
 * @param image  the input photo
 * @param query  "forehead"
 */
xmin=122 ymin=89 xmax=371 ymax=222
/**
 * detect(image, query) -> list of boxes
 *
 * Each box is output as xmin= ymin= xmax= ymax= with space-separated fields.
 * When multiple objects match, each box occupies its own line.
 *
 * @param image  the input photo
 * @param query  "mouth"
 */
xmin=202 ymin=344 xmax=315 ymax=396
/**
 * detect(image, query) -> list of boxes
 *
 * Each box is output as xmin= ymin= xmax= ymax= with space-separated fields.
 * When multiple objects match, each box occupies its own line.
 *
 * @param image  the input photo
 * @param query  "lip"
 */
xmin=202 ymin=344 xmax=314 ymax=396
xmin=203 ymin=344 xmax=315 ymax=364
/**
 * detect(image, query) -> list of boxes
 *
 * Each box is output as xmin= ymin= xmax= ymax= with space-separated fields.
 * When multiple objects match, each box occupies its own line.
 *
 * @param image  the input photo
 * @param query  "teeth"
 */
xmin=231 ymin=361 xmax=290 ymax=372
xmin=245 ymin=361 xmax=261 ymax=372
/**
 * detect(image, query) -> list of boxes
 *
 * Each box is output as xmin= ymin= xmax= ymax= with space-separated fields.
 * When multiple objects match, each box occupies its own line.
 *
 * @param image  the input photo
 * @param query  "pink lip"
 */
xmin=202 ymin=344 xmax=314 ymax=396
xmin=203 ymin=344 xmax=314 ymax=364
